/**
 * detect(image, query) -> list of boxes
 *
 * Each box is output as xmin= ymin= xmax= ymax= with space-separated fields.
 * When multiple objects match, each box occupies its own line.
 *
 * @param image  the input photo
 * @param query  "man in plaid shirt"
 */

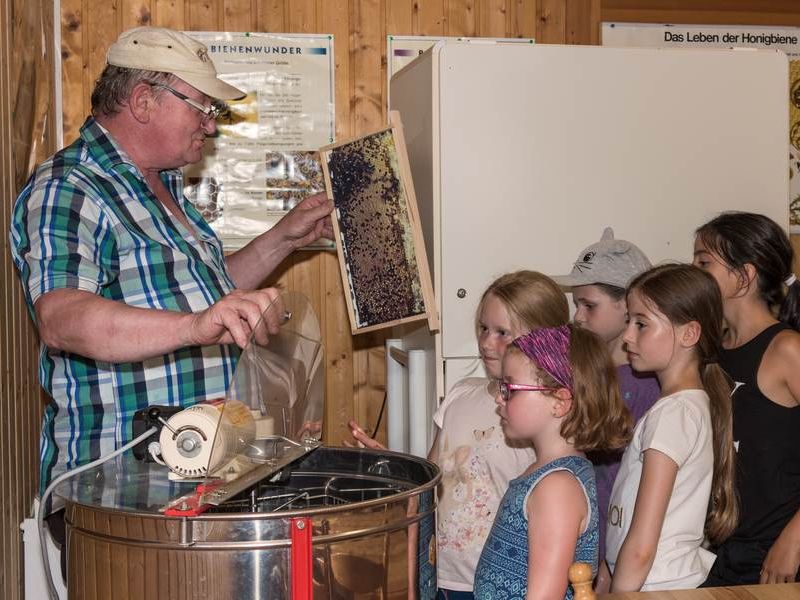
xmin=9 ymin=27 xmax=333 ymax=502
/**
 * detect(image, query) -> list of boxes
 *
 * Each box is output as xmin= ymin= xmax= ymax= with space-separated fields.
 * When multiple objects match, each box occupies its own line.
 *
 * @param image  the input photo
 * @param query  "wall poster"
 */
xmin=602 ymin=23 xmax=799 ymax=231
xmin=186 ymin=32 xmax=335 ymax=249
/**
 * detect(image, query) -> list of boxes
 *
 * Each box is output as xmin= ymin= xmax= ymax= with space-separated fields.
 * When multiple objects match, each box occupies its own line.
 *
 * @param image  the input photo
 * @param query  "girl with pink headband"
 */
xmin=474 ymin=324 xmax=632 ymax=600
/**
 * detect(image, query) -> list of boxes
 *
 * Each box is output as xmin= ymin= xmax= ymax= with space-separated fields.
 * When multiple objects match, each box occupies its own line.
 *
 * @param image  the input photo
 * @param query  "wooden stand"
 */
xmin=569 ymin=562 xmax=596 ymax=600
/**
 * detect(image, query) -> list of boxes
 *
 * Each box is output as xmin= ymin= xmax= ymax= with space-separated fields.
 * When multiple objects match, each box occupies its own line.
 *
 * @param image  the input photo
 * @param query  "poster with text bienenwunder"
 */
xmin=602 ymin=23 xmax=798 ymax=232
xmin=185 ymin=32 xmax=335 ymax=250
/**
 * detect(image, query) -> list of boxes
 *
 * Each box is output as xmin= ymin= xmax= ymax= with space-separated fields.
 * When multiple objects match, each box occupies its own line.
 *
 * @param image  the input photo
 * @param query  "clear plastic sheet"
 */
xmin=164 ymin=291 xmax=324 ymax=510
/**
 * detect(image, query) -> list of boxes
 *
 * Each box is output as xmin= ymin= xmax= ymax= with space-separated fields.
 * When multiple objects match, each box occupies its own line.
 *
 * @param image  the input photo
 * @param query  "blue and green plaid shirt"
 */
xmin=10 ymin=117 xmax=239 ymax=493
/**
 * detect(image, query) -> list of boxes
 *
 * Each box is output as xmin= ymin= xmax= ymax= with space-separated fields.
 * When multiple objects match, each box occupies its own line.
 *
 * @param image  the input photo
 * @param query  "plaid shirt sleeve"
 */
xmin=13 ymin=166 xmax=118 ymax=307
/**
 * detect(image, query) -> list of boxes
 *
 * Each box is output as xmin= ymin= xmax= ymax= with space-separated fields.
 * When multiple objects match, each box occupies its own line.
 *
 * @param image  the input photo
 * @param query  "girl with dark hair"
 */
xmin=694 ymin=212 xmax=800 ymax=586
xmin=603 ymin=264 xmax=737 ymax=592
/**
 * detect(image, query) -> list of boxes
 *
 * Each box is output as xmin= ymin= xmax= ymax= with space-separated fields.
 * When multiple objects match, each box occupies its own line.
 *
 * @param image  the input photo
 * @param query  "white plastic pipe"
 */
xmin=408 ymin=349 xmax=429 ymax=458
xmin=386 ymin=339 xmax=408 ymax=453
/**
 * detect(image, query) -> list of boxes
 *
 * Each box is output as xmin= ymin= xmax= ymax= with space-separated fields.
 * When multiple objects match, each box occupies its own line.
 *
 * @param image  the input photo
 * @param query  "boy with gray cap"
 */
xmin=551 ymin=227 xmax=660 ymax=572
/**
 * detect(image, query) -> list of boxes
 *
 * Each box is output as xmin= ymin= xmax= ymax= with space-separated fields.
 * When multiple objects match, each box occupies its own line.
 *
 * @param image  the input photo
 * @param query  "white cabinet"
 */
xmin=388 ymin=41 xmax=788 ymax=440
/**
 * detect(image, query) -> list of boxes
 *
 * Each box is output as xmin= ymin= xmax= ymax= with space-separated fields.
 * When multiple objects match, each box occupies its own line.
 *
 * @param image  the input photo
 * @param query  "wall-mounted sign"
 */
xmin=186 ymin=32 xmax=336 ymax=249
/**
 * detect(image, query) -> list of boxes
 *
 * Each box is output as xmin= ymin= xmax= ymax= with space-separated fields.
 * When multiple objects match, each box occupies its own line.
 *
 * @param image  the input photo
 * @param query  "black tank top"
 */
xmin=720 ymin=322 xmax=800 ymax=543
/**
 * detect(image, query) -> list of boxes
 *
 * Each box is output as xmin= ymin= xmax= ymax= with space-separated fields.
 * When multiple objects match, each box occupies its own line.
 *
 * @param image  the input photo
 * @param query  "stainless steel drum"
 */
xmin=58 ymin=447 xmax=439 ymax=599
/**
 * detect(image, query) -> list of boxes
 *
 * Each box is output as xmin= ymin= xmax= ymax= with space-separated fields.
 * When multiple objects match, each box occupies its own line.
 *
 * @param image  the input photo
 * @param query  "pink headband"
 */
xmin=512 ymin=325 xmax=573 ymax=393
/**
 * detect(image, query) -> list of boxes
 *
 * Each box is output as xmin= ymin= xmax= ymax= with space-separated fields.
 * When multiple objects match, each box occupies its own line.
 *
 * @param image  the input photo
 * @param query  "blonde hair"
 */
xmin=476 ymin=271 xmax=569 ymax=334
xmin=628 ymin=264 xmax=738 ymax=544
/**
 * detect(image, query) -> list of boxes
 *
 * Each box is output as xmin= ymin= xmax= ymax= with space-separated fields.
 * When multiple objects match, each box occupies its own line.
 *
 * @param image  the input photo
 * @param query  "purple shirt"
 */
xmin=592 ymin=364 xmax=660 ymax=564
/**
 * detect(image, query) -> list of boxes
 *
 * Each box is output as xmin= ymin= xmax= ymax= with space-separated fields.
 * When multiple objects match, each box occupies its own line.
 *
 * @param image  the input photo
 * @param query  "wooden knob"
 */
xmin=568 ymin=562 xmax=595 ymax=600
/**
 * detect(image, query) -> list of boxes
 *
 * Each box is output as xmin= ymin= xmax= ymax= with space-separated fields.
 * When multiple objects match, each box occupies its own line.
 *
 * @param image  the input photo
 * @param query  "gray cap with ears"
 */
xmin=551 ymin=227 xmax=652 ymax=289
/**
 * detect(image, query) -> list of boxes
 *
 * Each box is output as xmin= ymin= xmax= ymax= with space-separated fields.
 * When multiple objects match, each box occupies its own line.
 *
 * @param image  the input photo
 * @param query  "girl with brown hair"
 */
xmin=603 ymin=264 xmax=737 ymax=592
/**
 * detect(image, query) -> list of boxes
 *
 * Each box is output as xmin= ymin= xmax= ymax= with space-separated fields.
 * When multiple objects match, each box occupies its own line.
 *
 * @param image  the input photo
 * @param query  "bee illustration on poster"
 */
xmin=320 ymin=112 xmax=439 ymax=334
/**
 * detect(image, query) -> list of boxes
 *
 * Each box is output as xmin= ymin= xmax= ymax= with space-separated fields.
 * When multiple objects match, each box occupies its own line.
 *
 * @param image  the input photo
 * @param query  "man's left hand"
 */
xmin=279 ymin=192 xmax=334 ymax=250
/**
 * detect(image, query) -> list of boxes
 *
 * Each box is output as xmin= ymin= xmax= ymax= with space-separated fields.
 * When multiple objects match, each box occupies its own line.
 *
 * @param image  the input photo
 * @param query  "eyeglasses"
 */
xmin=498 ymin=381 xmax=557 ymax=402
xmin=150 ymin=83 xmax=224 ymax=121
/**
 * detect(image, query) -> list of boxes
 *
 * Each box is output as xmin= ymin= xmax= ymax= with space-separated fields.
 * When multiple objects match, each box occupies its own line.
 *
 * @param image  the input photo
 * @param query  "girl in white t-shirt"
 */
xmin=601 ymin=264 xmax=738 ymax=592
xmin=349 ymin=271 xmax=569 ymax=599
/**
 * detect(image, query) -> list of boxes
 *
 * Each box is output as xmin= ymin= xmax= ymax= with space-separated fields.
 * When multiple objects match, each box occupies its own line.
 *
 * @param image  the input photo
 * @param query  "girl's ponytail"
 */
xmin=702 ymin=362 xmax=738 ymax=544
xmin=628 ymin=264 xmax=739 ymax=544
xmin=779 ymin=276 xmax=800 ymax=332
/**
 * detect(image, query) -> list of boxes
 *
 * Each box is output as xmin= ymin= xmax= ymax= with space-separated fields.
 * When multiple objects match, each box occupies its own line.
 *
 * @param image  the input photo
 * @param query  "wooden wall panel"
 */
xmin=121 ymin=0 xmax=154 ymax=28
xmin=417 ymin=0 xmax=447 ymax=36
xmin=447 ymin=0 xmax=476 ymax=37
xmin=387 ymin=0 xmax=415 ymax=34
xmin=2 ymin=0 xmax=55 ymax=598
xmin=187 ymin=0 xmax=222 ymax=29
xmin=60 ymin=0 xmax=85 ymax=143
xmin=480 ymin=0 xmax=510 ymax=37
xmin=222 ymin=0 xmax=254 ymax=31
xmin=509 ymin=0 xmax=538 ymax=37
xmin=153 ymin=0 xmax=185 ymax=28
xmin=256 ymin=0 xmax=286 ymax=32
xmin=320 ymin=1 xmax=359 ymax=443
xmin=536 ymin=0 xmax=567 ymax=42
xmin=602 ymin=0 xmax=800 ymax=27
xmin=86 ymin=3 xmax=120 ymax=120
xmin=567 ymin=0 xmax=600 ymax=44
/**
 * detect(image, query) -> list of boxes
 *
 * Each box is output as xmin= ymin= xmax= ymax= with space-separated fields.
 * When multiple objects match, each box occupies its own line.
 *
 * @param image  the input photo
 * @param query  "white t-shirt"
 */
xmin=433 ymin=377 xmax=536 ymax=591
xmin=605 ymin=389 xmax=716 ymax=591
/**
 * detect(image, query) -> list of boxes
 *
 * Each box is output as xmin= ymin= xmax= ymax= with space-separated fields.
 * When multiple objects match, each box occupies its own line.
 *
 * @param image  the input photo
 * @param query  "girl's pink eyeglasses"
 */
xmin=498 ymin=381 xmax=557 ymax=402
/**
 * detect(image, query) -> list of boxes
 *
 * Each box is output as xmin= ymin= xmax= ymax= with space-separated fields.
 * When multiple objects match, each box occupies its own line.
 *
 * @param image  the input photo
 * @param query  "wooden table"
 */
xmin=603 ymin=583 xmax=800 ymax=599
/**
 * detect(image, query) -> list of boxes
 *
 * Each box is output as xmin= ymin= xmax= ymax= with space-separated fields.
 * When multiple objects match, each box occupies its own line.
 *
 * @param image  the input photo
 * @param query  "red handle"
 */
xmin=290 ymin=517 xmax=313 ymax=600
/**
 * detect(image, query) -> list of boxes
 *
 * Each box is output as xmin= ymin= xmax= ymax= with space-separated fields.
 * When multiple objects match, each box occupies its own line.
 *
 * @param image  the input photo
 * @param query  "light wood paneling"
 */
xmin=387 ymin=0 xmax=415 ymax=35
xmin=510 ymin=0 xmax=538 ymax=38
xmin=417 ymin=0 xmax=446 ymax=36
xmin=187 ymin=0 xmax=221 ymax=29
xmin=2 ymin=0 xmax=55 ymax=598
xmin=255 ymin=0 xmax=285 ymax=32
xmin=153 ymin=0 xmax=185 ymax=29
xmin=537 ymin=0 xmax=567 ymax=42
xmin=222 ymin=0 xmax=254 ymax=31
xmin=121 ymin=0 xmax=153 ymax=28
xmin=567 ymin=0 xmax=601 ymax=43
xmin=480 ymin=0 xmax=510 ymax=37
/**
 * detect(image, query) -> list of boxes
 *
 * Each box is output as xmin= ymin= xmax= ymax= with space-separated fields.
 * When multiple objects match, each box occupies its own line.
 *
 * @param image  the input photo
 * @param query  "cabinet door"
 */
xmin=443 ymin=357 xmax=486 ymax=396
xmin=436 ymin=43 xmax=788 ymax=358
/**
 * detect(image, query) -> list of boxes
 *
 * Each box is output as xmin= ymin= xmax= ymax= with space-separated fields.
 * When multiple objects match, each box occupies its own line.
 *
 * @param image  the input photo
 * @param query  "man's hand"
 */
xmin=225 ymin=192 xmax=334 ymax=289
xmin=183 ymin=288 xmax=285 ymax=349
xmin=277 ymin=192 xmax=334 ymax=250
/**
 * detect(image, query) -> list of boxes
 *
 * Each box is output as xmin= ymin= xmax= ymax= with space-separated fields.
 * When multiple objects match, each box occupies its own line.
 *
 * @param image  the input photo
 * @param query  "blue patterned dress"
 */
xmin=473 ymin=455 xmax=598 ymax=600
